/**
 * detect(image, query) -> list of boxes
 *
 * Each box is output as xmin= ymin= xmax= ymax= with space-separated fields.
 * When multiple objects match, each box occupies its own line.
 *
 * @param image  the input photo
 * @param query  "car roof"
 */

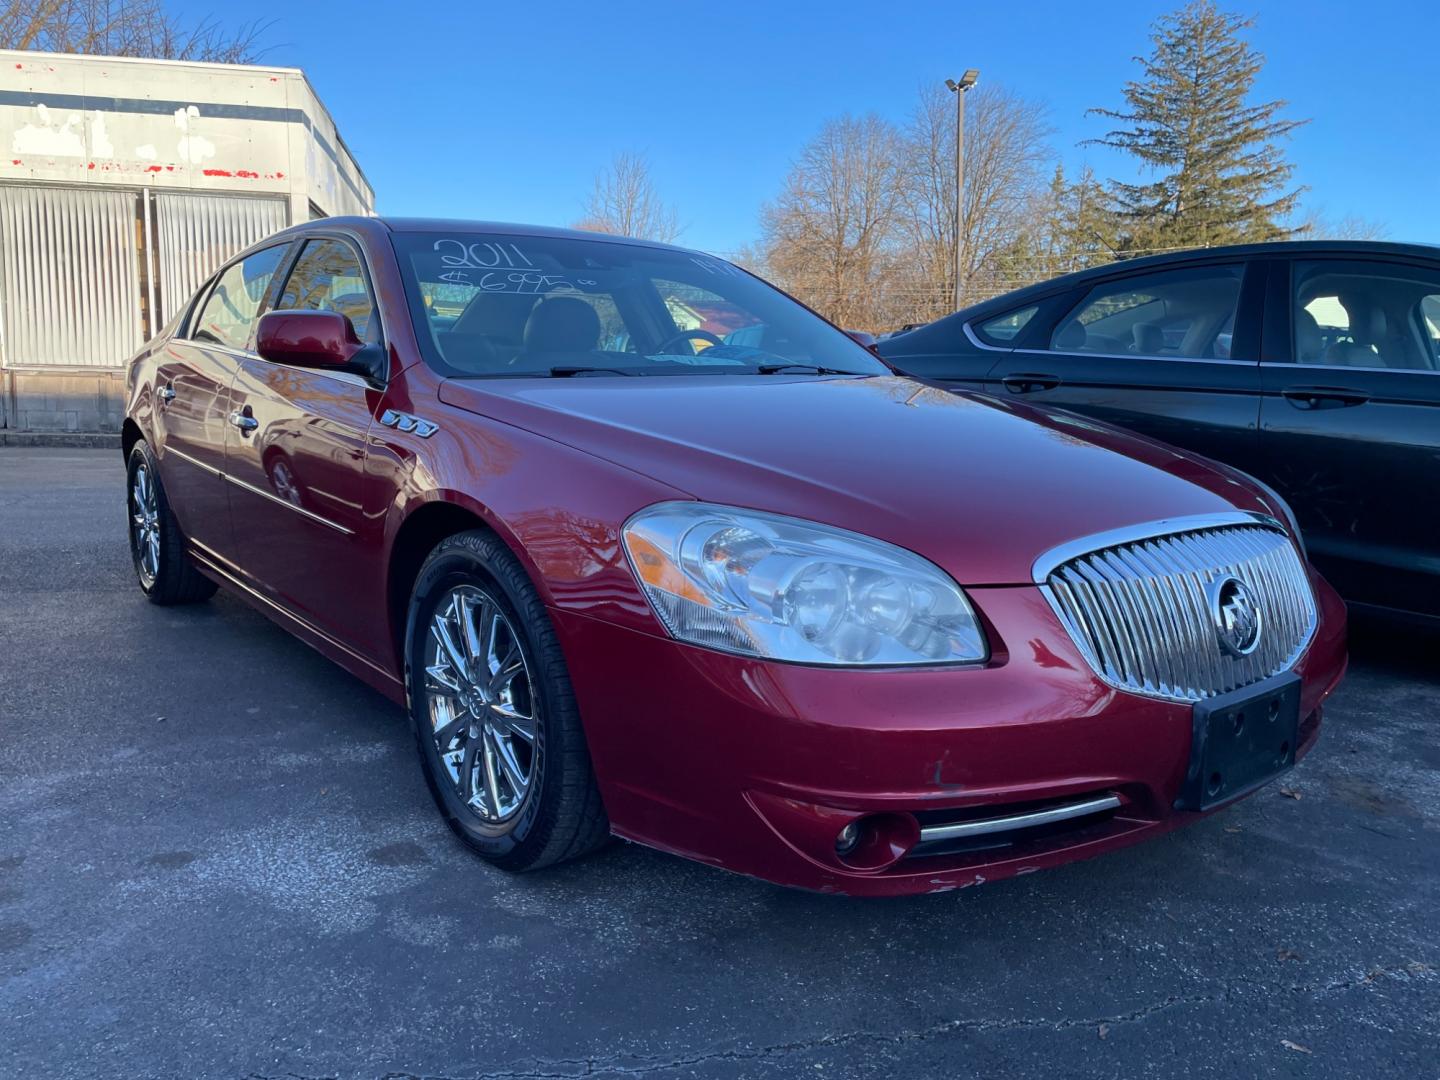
xmin=958 ymin=239 xmax=1440 ymax=318
xmin=277 ymin=215 xmax=705 ymax=256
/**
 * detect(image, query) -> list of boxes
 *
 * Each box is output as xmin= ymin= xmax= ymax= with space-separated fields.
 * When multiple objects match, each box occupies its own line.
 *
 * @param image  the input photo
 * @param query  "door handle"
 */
xmin=228 ymin=407 xmax=259 ymax=435
xmin=1280 ymin=385 xmax=1370 ymax=410
xmin=1001 ymin=373 xmax=1061 ymax=394
xmin=157 ymin=384 xmax=176 ymax=404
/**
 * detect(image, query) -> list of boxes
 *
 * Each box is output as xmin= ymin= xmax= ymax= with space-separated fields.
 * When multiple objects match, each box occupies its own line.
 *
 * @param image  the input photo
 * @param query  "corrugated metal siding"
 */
xmin=0 ymin=185 xmax=143 ymax=368
xmin=154 ymin=193 xmax=288 ymax=326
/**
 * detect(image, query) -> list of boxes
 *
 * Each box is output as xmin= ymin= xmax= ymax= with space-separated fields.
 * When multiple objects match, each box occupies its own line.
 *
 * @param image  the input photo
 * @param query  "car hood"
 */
xmin=437 ymin=374 xmax=1270 ymax=585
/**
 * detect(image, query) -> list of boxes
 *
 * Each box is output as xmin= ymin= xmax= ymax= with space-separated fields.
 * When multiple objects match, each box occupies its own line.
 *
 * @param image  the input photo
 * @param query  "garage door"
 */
xmin=153 ymin=192 xmax=288 ymax=326
xmin=0 ymin=185 xmax=144 ymax=368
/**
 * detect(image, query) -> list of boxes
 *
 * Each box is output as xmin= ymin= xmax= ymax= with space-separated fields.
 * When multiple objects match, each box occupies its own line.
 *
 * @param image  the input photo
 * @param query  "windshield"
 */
xmin=392 ymin=231 xmax=890 ymax=378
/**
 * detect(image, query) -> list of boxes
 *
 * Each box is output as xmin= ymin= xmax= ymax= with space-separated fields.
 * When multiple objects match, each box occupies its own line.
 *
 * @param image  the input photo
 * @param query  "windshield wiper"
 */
xmin=546 ymin=366 xmax=636 ymax=377
xmin=754 ymin=362 xmax=872 ymax=376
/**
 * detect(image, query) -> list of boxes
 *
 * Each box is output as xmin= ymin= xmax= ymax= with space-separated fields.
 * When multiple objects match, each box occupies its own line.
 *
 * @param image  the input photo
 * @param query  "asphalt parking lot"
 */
xmin=1 ymin=446 xmax=1437 ymax=1080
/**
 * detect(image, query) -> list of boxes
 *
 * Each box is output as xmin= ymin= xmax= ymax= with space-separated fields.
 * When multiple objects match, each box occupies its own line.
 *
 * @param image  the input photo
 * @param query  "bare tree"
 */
xmin=575 ymin=152 xmax=682 ymax=244
xmin=894 ymin=83 xmax=1054 ymax=319
xmin=1 ymin=0 xmax=269 ymax=62
xmin=759 ymin=113 xmax=905 ymax=330
xmin=1293 ymin=206 xmax=1389 ymax=241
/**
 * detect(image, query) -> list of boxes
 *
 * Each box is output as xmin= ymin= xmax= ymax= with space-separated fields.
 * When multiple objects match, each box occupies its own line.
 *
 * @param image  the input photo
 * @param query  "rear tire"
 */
xmin=405 ymin=528 xmax=610 ymax=871
xmin=126 ymin=441 xmax=218 ymax=606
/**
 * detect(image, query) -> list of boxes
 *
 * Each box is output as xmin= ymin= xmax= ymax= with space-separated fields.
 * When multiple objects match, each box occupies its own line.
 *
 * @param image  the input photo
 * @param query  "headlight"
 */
xmin=622 ymin=502 xmax=987 ymax=666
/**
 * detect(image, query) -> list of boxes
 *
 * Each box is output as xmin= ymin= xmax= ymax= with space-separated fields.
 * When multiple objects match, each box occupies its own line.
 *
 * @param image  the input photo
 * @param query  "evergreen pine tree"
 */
xmin=1086 ymin=0 xmax=1306 ymax=250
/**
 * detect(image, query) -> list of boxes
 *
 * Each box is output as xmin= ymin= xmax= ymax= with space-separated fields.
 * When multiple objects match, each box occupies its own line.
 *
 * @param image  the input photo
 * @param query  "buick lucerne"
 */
xmin=122 ymin=218 xmax=1347 ymax=895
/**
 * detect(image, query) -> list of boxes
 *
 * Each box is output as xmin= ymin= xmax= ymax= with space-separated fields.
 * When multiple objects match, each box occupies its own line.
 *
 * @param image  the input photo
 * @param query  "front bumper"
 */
xmin=552 ymin=574 xmax=1347 ymax=897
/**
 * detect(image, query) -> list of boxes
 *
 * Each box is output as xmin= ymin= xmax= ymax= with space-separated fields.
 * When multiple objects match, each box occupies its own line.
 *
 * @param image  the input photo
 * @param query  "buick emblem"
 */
xmin=1210 ymin=576 xmax=1262 ymax=658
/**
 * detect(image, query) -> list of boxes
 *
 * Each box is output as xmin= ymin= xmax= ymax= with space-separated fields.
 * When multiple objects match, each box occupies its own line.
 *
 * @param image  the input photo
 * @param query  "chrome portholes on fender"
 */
xmin=380 ymin=409 xmax=438 ymax=438
xmin=422 ymin=584 xmax=539 ymax=824
xmin=130 ymin=461 xmax=161 ymax=587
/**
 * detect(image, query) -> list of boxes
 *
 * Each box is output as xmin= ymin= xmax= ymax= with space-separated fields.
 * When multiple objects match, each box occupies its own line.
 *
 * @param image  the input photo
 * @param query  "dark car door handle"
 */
xmin=1001 ymin=373 xmax=1061 ymax=394
xmin=1281 ymin=385 xmax=1370 ymax=410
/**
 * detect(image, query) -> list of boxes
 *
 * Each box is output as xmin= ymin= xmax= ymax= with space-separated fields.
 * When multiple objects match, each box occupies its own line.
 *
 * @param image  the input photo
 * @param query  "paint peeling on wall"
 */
xmin=10 ymin=103 xmax=85 ymax=157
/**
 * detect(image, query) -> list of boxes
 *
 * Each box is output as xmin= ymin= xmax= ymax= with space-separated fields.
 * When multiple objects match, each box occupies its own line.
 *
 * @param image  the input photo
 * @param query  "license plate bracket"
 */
xmin=1176 ymin=672 xmax=1301 ymax=812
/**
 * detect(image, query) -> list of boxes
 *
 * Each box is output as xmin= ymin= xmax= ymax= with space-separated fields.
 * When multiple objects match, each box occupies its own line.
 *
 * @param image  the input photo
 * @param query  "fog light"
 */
xmin=835 ymin=821 xmax=861 ymax=856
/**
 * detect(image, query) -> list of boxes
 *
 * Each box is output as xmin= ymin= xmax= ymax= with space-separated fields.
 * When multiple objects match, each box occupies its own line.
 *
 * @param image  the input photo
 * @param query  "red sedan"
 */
xmin=121 ymin=218 xmax=1347 ymax=896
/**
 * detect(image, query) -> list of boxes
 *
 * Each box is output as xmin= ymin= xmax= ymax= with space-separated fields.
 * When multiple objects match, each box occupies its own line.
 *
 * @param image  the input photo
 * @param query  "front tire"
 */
xmin=126 ymin=441 xmax=217 ymax=606
xmin=405 ymin=529 xmax=609 ymax=871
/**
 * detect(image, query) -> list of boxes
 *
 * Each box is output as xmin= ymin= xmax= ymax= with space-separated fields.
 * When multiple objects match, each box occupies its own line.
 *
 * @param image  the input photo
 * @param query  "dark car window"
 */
xmin=1292 ymin=260 xmax=1440 ymax=371
xmin=392 ymin=232 xmax=890 ymax=378
xmin=975 ymin=305 xmax=1038 ymax=345
xmin=191 ymin=246 xmax=287 ymax=351
xmin=275 ymin=238 xmax=377 ymax=341
xmin=1050 ymin=265 xmax=1244 ymax=361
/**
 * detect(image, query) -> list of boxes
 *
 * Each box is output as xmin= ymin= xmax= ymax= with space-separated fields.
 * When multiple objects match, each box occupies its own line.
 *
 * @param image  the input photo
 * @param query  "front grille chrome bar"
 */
xmin=1036 ymin=514 xmax=1318 ymax=703
xmin=917 ymin=794 xmax=1122 ymax=844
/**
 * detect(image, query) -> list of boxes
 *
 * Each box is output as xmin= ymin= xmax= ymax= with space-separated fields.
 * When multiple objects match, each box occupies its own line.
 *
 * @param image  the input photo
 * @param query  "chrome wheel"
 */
xmin=130 ymin=461 xmax=161 ymax=587
xmin=423 ymin=584 xmax=539 ymax=823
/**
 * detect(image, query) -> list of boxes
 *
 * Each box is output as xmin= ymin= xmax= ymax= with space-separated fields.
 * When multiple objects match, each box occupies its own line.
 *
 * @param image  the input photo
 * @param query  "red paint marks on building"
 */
xmin=13 ymin=63 xmax=21 ymax=69
xmin=11 ymin=159 xmax=20 ymax=165
xmin=202 ymin=168 xmax=234 ymax=177
xmin=87 ymin=162 xmax=96 ymax=170
xmin=146 ymin=165 xmax=164 ymax=172
xmin=235 ymin=169 xmax=259 ymax=179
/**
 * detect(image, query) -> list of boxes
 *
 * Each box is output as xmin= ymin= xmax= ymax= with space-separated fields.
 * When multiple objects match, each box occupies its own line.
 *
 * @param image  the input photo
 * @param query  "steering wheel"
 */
xmin=654 ymin=329 xmax=724 ymax=354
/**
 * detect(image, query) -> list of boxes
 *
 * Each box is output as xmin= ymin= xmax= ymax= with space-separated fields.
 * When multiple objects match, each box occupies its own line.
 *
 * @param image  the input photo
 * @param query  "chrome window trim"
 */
xmin=1032 ymin=511 xmax=1284 ymax=584
xmin=172 ymin=338 xmax=375 ymax=389
xmin=1261 ymin=360 xmax=1439 ymax=377
xmin=1007 ymin=346 xmax=1258 ymax=367
xmin=963 ymin=320 xmax=1016 ymax=353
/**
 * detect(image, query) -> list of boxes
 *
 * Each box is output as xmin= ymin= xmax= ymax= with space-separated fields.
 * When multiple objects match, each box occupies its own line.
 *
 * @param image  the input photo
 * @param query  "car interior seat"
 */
xmin=435 ymin=293 xmax=539 ymax=372
xmin=1053 ymin=319 xmax=1087 ymax=351
xmin=522 ymin=297 xmax=601 ymax=356
xmin=1131 ymin=322 xmax=1166 ymax=355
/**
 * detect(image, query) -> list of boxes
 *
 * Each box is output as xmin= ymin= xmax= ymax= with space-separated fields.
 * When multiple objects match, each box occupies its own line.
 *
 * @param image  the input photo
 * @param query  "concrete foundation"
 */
xmin=2 ymin=369 xmax=126 ymax=433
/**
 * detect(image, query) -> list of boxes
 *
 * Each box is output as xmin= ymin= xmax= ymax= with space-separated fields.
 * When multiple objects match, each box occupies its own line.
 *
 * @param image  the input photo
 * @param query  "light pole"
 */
xmin=945 ymin=69 xmax=979 ymax=312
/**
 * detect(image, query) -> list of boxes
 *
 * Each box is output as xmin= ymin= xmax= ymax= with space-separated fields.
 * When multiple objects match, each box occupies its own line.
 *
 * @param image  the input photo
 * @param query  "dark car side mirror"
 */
xmin=257 ymin=310 xmax=365 ymax=370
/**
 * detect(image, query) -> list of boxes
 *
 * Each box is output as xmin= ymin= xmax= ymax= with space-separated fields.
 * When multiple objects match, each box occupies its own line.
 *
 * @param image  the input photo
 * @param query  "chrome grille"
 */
xmin=1039 ymin=518 xmax=1318 ymax=703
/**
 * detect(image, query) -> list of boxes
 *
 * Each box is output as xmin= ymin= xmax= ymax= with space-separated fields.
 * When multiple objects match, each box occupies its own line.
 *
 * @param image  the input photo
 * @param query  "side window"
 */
xmin=275 ymin=239 xmax=377 ymax=341
xmin=191 ymin=246 xmax=287 ymax=350
xmin=1293 ymin=260 xmax=1440 ymax=371
xmin=1051 ymin=265 xmax=1244 ymax=360
xmin=975 ymin=305 xmax=1038 ymax=345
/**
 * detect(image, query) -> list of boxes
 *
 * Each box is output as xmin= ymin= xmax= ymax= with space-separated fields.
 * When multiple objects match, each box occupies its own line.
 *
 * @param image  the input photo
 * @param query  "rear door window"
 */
xmin=1292 ymin=260 xmax=1440 ymax=370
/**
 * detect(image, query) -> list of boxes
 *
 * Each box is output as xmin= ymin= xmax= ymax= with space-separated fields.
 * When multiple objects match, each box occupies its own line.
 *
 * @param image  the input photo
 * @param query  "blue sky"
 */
xmin=180 ymin=0 xmax=1439 ymax=253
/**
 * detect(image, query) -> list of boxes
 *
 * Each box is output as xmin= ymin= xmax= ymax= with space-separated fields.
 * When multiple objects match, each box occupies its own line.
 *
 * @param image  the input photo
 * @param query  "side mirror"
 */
xmin=256 ymin=310 xmax=363 ymax=369
xmin=845 ymin=329 xmax=878 ymax=349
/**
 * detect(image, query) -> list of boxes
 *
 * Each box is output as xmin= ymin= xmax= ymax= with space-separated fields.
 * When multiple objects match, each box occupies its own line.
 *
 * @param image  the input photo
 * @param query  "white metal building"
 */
xmin=0 ymin=49 xmax=375 ymax=433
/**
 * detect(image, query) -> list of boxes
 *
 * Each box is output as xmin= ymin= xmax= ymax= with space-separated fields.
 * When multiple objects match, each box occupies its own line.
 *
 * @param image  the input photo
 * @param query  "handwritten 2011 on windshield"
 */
xmin=433 ymin=239 xmax=586 ymax=294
